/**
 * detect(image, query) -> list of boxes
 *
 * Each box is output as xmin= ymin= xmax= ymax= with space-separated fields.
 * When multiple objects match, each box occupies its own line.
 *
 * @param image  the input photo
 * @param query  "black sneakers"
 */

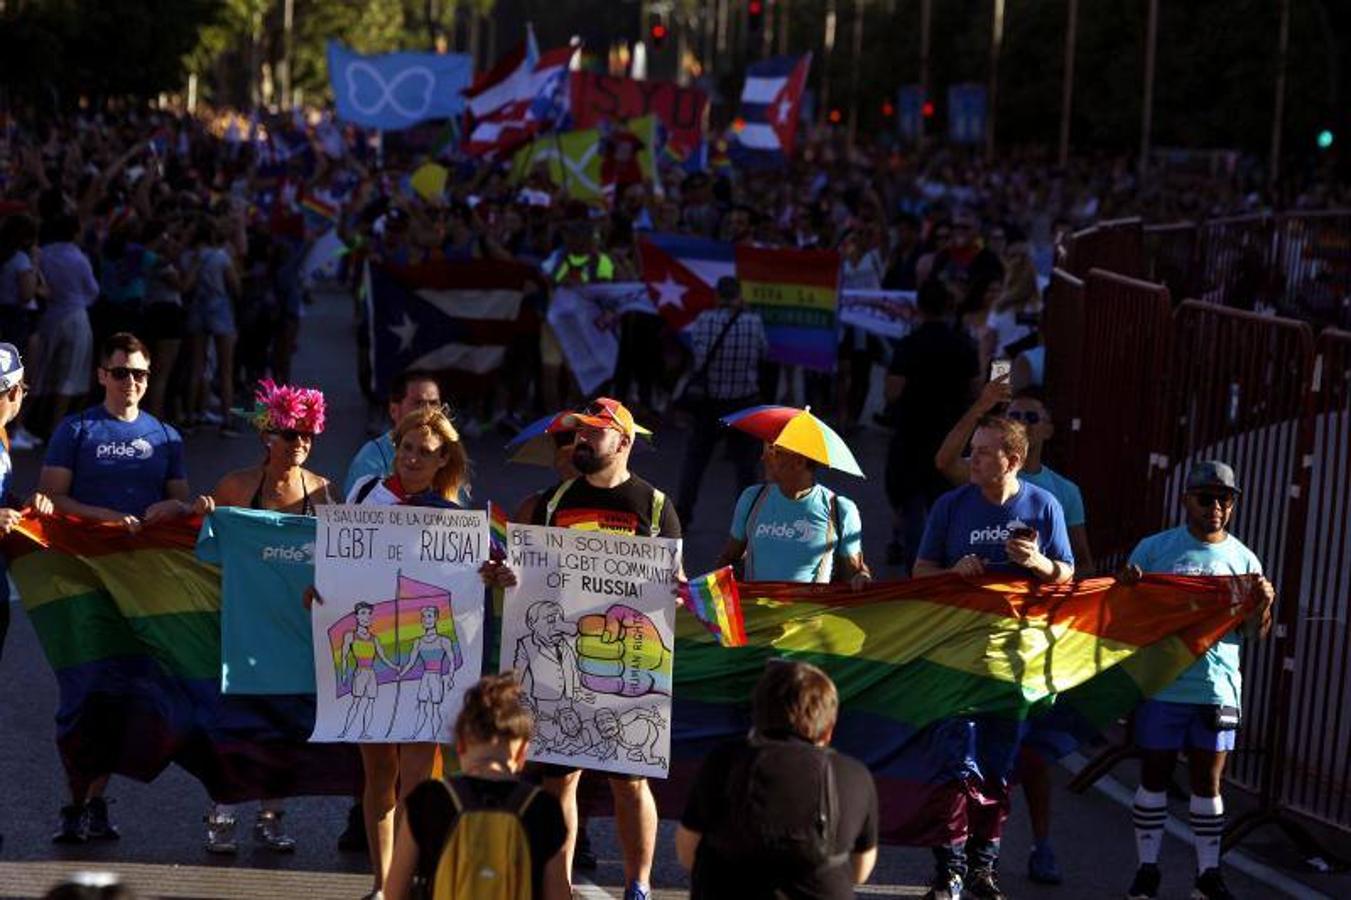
xmin=1127 ymin=863 xmax=1162 ymax=899
xmin=52 ymin=805 xmax=86 ymax=844
xmin=922 ymin=872 xmax=963 ymax=900
xmin=1192 ymin=868 xmax=1236 ymax=900
xmin=965 ymin=868 xmax=1007 ymax=900
xmin=85 ymin=797 xmax=119 ymax=840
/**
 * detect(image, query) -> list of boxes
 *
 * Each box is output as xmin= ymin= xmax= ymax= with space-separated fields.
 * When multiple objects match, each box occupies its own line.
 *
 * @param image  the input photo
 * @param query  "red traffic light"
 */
xmin=882 ymin=101 xmax=895 ymax=117
xmin=650 ymin=23 xmax=668 ymax=42
xmin=749 ymin=0 xmax=764 ymax=13
xmin=828 ymin=108 xmax=842 ymax=124
xmin=921 ymin=100 xmax=935 ymax=118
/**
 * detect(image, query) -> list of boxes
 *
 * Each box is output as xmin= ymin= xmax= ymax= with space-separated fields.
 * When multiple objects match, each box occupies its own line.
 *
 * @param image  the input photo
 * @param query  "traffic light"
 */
xmin=828 ymin=108 xmax=842 ymax=124
xmin=1317 ymin=129 xmax=1334 ymax=150
xmin=749 ymin=0 xmax=765 ymax=33
xmin=649 ymin=17 xmax=668 ymax=49
xmin=881 ymin=101 xmax=895 ymax=118
xmin=921 ymin=100 xmax=936 ymax=119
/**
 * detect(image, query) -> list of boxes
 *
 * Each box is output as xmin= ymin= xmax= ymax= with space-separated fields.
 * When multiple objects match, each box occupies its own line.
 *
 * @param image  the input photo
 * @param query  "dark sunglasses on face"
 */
xmin=1007 ymin=410 xmax=1042 ymax=425
xmin=270 ymin=429 xmax=313 ymax=442
xmin=103 ymin=366 xmax=150 ymax=383
xmin=1191 ymin=492 xmax=1235 ymax=509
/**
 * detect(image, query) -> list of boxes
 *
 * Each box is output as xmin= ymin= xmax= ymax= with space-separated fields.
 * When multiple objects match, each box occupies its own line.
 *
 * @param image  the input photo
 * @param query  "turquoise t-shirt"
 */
xmin=1128 ymin=525 xmax=1262 ymax=708
xmin=1021 ymin=465 xmax=1085 ymax=528
xmin=730 ymin=483 xmax=863 ymax=582
xmin=343 ymin=432 xmax=396 ymax=498
xmin=197 ymin=507 xmax=318 ymax=694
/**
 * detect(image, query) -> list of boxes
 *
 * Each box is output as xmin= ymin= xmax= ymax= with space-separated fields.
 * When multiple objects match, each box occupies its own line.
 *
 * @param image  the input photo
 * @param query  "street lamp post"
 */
xmin=1139 ymin=0 xmax=1159 ymax=179
xmin=1269 ymin=0 xmax=1291 ymax=186
xmin=1059 ymin=0 xmax=1078 ymax=167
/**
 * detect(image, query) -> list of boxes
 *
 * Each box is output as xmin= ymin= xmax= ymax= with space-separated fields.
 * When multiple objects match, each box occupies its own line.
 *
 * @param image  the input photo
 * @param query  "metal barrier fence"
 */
xmin=1069 ymin=270 xmax=1172 ymax=571
xmin=1041 ymin=269 xmax=1085 ymax=476
xmin=1062 ymin=217 xmax=1145 ymax=282
xmin=1160 ymin=302 xmax=1316 ymax=797
xmin=1051 ymin=281 xmax=1351 ymax=859
xmin=1066 ymin=210 xmax=1351 ymax=329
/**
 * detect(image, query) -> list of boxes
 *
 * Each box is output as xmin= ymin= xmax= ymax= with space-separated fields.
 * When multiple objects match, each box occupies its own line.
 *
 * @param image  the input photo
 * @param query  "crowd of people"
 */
xmin=0 ymin=101 xmax=1291 ymax=900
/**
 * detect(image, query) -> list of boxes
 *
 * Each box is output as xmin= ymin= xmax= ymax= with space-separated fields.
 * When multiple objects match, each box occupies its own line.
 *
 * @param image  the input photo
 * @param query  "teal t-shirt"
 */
xmin=343 ymin=432 xmax=395 ymax=497
xmin=1128 ymin=525 xmax=1262 ymax=707
xmin=197 ymin=507 xmax=318 ymax=694
xmin=1021 ymin=465 xmax=1085 ymax=528
xmin=731 ymin=483 xmax=863 ymax=582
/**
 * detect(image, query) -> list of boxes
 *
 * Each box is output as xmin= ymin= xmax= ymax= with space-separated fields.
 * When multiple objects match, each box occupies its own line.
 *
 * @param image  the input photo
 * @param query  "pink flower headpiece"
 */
xmin=251 ymin=379 xmax=326 ymax=434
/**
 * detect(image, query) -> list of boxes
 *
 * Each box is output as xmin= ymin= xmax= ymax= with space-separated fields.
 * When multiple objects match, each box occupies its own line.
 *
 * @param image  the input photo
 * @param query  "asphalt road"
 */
xmin=0 ymin=288 xmax=1341 ymax=899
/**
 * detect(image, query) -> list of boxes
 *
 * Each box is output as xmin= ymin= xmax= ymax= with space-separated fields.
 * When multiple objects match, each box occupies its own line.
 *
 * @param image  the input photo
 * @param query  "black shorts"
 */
xmin=527 ymin=762 xmax=644 ymax=783
xmin=141 ymin=302 xmax=186 ymax=344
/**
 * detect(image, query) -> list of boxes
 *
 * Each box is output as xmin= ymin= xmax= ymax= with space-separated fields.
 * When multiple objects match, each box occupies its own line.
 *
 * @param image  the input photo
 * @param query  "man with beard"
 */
xmin=483 ymin=397 xmax=680 ymax=900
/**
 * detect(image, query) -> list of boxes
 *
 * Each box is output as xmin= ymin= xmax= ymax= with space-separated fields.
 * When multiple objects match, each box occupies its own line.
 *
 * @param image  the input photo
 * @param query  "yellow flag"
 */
xmin=409 ymin=162 xmax=449 ymax=202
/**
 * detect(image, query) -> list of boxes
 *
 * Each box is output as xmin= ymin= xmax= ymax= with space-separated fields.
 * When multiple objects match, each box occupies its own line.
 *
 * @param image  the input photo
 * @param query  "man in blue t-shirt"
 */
xmin=343 ymin=369 xmax=442 ymax=496
xmin=715 ymin=443 xmax=870 ymax=587
xmin=913 ymin=415 xmax=1074 ymax=900
xmin=37 ymin=331 xmax=193 ymax=844
xmin=1119 ymin=461 xmax=1273 ymax=900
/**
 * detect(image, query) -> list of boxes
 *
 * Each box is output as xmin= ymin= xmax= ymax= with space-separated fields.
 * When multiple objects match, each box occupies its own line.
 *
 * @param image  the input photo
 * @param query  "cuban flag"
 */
xmin=730 ymin=53 xmax=812 ymax=168
xmin=462 ymin=38 xmax=576 ymax=158
xmin=637 ymin=233 xmax=736 ymax=330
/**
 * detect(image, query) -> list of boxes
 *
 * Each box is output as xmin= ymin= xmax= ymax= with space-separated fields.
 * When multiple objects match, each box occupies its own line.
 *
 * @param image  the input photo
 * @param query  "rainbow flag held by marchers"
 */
xmin=7 ymin=515 xmax=360 ymax=803
xmin=660 ymin=574 xmax=1258 ymax=845
xmin=488 ymin=501 xmax=510 ymax=560
xmin=679 ymin=567 xmax=747 ymax=647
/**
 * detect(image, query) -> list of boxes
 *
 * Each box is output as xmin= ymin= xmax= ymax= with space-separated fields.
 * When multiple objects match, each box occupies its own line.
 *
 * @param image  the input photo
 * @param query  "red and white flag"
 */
xmin=461 ymin=43 xmax=576 ymax=158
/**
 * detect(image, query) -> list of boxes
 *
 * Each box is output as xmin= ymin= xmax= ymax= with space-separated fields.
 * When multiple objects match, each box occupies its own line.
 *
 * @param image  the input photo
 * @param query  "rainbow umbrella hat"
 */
xmin=504 ymin=412 xmax=573 ymax=467
xmin=720 ymin=405 xmax=865 ymax=478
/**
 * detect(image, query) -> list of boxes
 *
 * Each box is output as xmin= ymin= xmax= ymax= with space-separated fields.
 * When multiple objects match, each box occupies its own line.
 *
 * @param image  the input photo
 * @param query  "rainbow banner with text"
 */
xmin=737 ymin=245 xmax=841 ymax=371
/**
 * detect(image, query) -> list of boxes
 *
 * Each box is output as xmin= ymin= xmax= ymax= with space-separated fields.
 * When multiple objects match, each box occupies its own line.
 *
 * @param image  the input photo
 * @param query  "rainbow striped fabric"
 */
xmin=488 ymin=501 xmax=509 ymax=560
xmin=679 ymin=567 xmax=747 ymax=647
xmin=299 ymin=193 xmax=338 ymax=229
xmin=665 ymin=573 xmax=1256 ymax=845
xmin=8 ymin=515 xmax=359 ymax=803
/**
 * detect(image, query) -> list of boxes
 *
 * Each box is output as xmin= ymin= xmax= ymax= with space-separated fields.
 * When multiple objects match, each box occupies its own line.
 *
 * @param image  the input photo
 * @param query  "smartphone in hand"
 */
xmin=989 ymin=358 xmax=1012 ymax=383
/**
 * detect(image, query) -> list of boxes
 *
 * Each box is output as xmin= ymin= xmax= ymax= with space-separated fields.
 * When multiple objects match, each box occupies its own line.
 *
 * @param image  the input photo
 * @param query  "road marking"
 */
xmin=1062 ymin=752 xmax=1332 ymax=900
xmin=0 ymin=861 xmax=370 ymax=899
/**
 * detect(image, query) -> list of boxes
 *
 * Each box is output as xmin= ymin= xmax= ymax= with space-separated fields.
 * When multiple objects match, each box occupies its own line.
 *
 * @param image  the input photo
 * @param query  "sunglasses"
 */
xmin=103 ymin=365 xmax=150 ymax=383
xmin=1190 ymin=492 xmax=1236 ymax=509
xmin=1007 ymin=410 xmax=1042 ymax=425
xmin=269 ymin=429 xmax=313 ymax=442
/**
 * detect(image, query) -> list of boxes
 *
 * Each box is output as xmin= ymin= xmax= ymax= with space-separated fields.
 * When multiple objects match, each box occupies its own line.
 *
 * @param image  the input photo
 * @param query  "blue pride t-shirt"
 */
xmin=45 ymin=405 xmax=186 ymax=516
xmin=730 ymin=483 xmax=863 ymax=582
xmin=1020 ymin=465 xmax=1086 ymax=528
xmin=918 ymin=481 xmax=1074 ymax=574
xmin=197 ymin=507 xmax=318 ymax=694
xmin=1128 ymin=525 xmax=1262 ymax=708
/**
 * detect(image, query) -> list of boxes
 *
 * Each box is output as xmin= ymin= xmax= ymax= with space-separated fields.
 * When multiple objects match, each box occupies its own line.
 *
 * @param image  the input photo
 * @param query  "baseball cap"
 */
xmin=0 ymin=342 xmax=24 ymax=392
xmin=1185 ymin=460 xmax=1241 ymax=495
xmin=561 ymin=397 xmax=651 ymax=440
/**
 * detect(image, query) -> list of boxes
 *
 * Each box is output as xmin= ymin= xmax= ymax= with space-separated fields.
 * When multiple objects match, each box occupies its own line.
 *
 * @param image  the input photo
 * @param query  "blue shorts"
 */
xmin=186 ymin=296 xmax=236 ymax=336
xmin=1135 ymin=699 xmax=1236 ymax=752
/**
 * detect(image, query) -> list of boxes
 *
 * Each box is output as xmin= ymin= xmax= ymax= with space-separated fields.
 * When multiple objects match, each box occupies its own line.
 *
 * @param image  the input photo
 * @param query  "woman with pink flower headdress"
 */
xmin=190 ymin=380 xmax=333 ymax=854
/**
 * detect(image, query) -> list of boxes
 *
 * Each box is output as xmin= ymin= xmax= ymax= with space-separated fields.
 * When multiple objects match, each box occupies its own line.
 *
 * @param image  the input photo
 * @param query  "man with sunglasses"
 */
xmin=1119 ymin=462 xmax=1274 ymax=900
xmin=483 ymin=397 xmax=681 ymax=900
xmin=37 ymin=331 xmax=191 ymax=843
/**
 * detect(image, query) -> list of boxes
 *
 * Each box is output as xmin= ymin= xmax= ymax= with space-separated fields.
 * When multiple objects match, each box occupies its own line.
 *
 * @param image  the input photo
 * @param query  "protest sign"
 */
xmin=548 ymin=282 xmax=656 ymax=394
xmin=570 ymin=72 xmax=707 ymax=157
xmin=738 ymin=245 xmax=842 ymax=371
xmin=839 ymin=289 xmax=918 ymax=340
xmin=311 ymin=504 xmax=488 ymax=744
xmin=501 ymin=524 xmax=680 ymax=779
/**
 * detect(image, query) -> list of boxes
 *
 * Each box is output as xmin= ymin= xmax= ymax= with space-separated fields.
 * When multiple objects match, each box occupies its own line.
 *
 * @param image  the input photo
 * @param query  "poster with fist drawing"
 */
xmin=501 ymin=524 xmax=679 ymax=778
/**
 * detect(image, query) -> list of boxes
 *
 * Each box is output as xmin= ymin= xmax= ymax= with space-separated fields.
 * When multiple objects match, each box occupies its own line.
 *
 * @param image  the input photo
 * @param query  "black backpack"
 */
xmin=710 ymin=736 xmax=848 ymax=877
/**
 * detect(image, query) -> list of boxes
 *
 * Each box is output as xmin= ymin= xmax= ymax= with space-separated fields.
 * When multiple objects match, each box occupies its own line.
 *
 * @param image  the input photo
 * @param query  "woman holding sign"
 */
xmin=308 ymin=405 xmax=470 ymax=900
xmin=193 ymin=381 xmax=333 ymax=854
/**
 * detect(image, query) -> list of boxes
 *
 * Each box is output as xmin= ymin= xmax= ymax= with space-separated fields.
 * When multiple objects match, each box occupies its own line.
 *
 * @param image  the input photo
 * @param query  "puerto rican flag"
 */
xmin=730 ymin=53 xmax=812 ymax=168
xmin=637 ymin=234 xmax=736 ymax=329
xmin=461 ymin=39 xmax=576 ymax=158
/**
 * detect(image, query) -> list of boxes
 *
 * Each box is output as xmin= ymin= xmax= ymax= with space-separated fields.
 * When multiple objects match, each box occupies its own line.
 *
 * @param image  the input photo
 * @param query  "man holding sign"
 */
xmin=484 ymin=397 xmax=681 ymax=900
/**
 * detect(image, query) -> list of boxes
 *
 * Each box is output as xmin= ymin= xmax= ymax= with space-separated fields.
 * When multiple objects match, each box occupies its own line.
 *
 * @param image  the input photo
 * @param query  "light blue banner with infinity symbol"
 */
xmin=327 ymin=41 xmax=473 ymax=131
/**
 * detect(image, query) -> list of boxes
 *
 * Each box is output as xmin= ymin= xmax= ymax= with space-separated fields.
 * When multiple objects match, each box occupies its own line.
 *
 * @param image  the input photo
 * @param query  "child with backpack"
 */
xmin=385 ymin=673 xmax=569 ymax=900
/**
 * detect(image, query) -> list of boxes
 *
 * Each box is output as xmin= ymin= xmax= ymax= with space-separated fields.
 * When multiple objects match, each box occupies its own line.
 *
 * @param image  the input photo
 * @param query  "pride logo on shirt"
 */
xmin=262 ymin=542 xmax=315 ymax=564
xmin=95 ymin=438 xmax=154 ymax=461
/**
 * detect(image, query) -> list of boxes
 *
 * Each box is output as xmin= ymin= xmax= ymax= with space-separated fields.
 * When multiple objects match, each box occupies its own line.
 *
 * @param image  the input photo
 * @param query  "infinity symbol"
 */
xmin=344 ymin=62 xmax=436 ymax=119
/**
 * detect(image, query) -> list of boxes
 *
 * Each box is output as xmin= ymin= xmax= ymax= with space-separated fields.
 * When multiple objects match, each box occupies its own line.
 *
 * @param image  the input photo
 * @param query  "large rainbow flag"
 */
xmin=664 ymin=574 xmax=1257 ymax=845
xmin=8 ymin=515 xmax=360 ymax=803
